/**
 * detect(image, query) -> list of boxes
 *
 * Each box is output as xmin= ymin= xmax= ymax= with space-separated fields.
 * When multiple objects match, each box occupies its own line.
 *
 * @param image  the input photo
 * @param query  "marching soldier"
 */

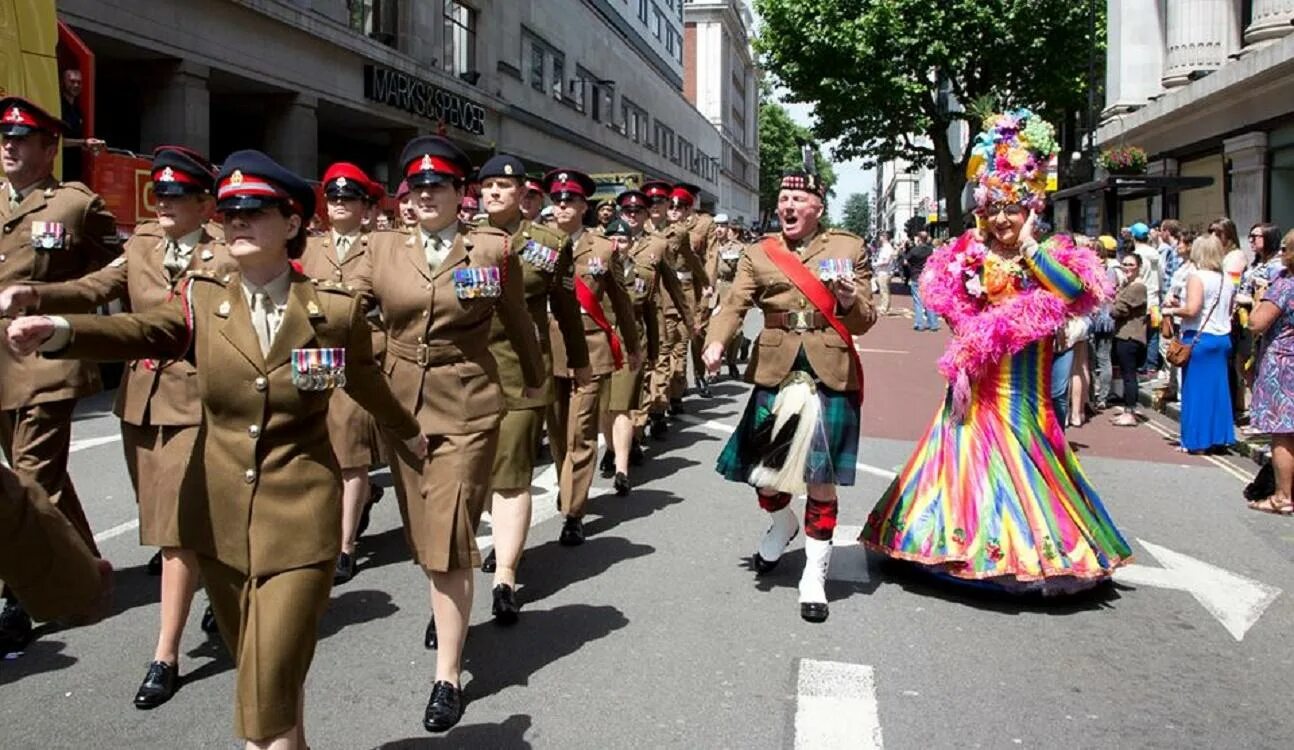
xmin=0 ymin=145 xmax=233 ymax=707
xmin=0 ymin=95 xmax=119 ymax=655
xmin=545 ymin=169 xmax=640 ymax=545
xmin=475 ymin=153 xmax=588 ymax=620
xmin=669 ymin=184 xmax=717 ymax=397
xmin=6 ymin=149 xmax=425 ymax=749
xmin=351 ymin=136 xmax=544 ymax=732
xmin=520 ymin=176 xmax=545 ymax=222
xmin=599 ymin=203 xmax=691 ymax=492
xmin=640 ymin=180 xmax=705 ymax=437
xmin=300 ymin=161 xmax=386 ymax=584
xmin=704 ymin=213 xmax=749 ymax=379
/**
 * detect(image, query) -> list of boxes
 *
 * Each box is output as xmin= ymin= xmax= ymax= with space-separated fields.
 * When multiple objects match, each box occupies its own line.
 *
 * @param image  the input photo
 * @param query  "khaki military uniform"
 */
xmin=300 ymin=230 xmax=387 ymax=470
xmin=34 ymin=222 xmax=234 ymax=546
xmin=705 ymin=238 xmax=747 ymax=369
xmin=352 ymin=225 xmax=543 ymax=572
xmin=489 ymin=220 xmax=588 ymax=491
xmin=49 ymin=268 xmax=419 ymax=740
xmin=652 ymin=220 xmax=707 ymax=401
xmin=548 ymin=230 xmax=640 ymax=519
xmin=609 ymin=231 xmax=691 ymax=412
xmin=0 ymin=176 xmax=119 ymax=559
xmin=685 ymin=214 xmax=717 ymax=379
xmin=706 ymin=230 xmax=877 ymax=391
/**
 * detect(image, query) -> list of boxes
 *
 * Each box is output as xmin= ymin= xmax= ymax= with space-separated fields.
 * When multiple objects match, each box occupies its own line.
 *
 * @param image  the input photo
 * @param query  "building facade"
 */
xmin=57 ymin=0 xmax=722 ymax=201
xmin=1099 ymin=0 xmax=1294 ymax=234
xmin=874 ymin=148 xmax=937 ymax=243
xmin=682 ymin=0 xmax=760 ymax=225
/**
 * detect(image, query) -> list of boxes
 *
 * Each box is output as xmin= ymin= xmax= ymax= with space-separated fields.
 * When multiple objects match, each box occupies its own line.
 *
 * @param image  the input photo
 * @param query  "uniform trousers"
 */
xmin=669 ymin=316 xmax=690 ymax=398
xmin=120 ymin=422 xmax=197 ymax=548
xmin=202 ymin=556 xmax=333 ymax=742
xmin=651 ymin=310 xmax=683 ymax=408
xmin=549 ymin=375 xmax=609 ymax=519
xmin=389 ymin=428 xmax=498 ymax=572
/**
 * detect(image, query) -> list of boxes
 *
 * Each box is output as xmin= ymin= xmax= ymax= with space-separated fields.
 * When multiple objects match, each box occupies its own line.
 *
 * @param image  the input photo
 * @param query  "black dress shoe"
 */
xmin=599 ymin=449 xmax=616 ymax=478
xmin=480 ymin=549 xmax=497 ymax=573
xmin=356 ymin=483 xmax=384 ymax=539
xmin=558 ymin=516 xmax=585 ymax=546
xmin=613 ymin=472 xmax=630 ymax=496
xmin=133 ymin=660 xmax=179 ymax=709
xmin=200 ymin=605 xmax=218 ymax=635
xmin=800 ymin=602 xmax=829 ymax=623
xmin=146 ymin=550 xmax=163 ymax=576
xmin=491 ymin=584 xmax=519 ymax=625
xmin=649 ymin=414 xmax=669 ymax=440
xmin=695 ymin=376 xmax=712 ymax=398
xmin=424 ymin=616 xmax=437 ymax=650
xmin=752 ymin=553 xmax=781 ymax=575
xmin=333 ymin=552 xmax=356 ymax=584
xmin=629 ymin=439 xmax=644 ymax=466
xmin=0 ymin=600 xmax=33 ymax=655
xmin=422 ymin=680 xmax=464 ymax=733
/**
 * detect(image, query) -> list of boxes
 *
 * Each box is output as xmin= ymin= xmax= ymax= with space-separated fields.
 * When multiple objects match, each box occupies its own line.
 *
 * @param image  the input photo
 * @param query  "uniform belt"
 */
xmin=765 ymin=310 xmax=829 ymax=332
xmin=386 ymin=337 xmax=470 ymax=368
xmin=677 ymin=271 xmax=693 ymax=282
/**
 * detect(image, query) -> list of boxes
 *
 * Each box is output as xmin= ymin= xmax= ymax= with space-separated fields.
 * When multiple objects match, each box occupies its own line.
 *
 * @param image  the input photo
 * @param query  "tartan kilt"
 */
xmin=715 ymin=353 xmax=860 ymax=487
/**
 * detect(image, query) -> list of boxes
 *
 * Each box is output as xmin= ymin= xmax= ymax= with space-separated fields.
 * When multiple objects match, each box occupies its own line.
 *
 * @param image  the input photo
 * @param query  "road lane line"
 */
xmin=672 ymin=414 xmax=898 ymax=480
xmin=1139 ymin=418 xmax=1252 ymax=484
xmin=794 ymin=659 xmax=883 ymax=750
xmin=70 ymin=434 xmax=122 ymax=453
xmin=93 ymin=519 xmax=139 ymax=543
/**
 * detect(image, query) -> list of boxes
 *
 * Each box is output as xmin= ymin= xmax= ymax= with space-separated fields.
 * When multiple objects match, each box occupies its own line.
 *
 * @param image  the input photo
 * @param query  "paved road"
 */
xmin=3 ymin=294 xmax=1292 ymax=749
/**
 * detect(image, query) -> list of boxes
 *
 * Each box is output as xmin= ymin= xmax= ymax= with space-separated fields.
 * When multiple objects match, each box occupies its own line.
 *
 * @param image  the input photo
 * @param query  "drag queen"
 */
xmin=860 ymin=111 xmax=1132 ymax=593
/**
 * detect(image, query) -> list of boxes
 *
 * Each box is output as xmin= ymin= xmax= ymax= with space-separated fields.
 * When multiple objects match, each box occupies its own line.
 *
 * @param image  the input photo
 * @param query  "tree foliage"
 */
xmin=840 ymin=193 xmax=871 ymax=237
xmin=757 ymin=99 xmax=837 ymax=226
xmin=755 ymin=0 xmax=1103 ymax=230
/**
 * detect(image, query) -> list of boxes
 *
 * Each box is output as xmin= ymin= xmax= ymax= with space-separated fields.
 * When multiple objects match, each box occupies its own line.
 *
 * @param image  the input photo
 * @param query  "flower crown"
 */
xmin=966 ymin=109 xmax=1058 ymax=216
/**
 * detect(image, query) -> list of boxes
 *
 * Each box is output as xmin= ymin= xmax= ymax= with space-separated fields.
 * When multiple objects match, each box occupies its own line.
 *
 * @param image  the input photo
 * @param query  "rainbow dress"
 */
xmin=860 ymin=236 xmax=1132 ymax=594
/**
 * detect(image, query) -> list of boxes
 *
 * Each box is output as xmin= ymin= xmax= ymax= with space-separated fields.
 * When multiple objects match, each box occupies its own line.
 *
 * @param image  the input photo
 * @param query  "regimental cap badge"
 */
xmin=159 ymin=166 xmax=176 ymax=182
xmin=558 ymin=172 xmax=569 ymax=182
xmin=336 ymin=176 xmax=347 ymax=188
xmin=5 ymin=107 xmax=21 ymax=122
xmin=230 ymin=170 xmax=244 ymax=186
xmin=504 ymin=163 xmax=514 ymax=175
xmin=420 ymin=154 xmax=434 ymax=171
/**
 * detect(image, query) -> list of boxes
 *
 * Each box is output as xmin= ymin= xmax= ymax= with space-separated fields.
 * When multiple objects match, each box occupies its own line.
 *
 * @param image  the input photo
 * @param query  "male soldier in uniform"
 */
xmin=520 ymin=176 xmax=545 ymax=222
xmin=593 ymin=199 xmax=616 ymax=234
xmin=640 ymin=180 xmax=706 ymax=436
xmin=545 ymin=169 xmax=640 ymax=545
xmin=300 ymin=162 xmax=386 ymax=584
xmin=669 ymin=183 xmax=717 ymax=397
xmin=0 ymin=96 xmax=119 ymax=654
xmin=1 ymin=145 xmax=233 ymax=704
xmin=704 ymin=213 xmax=748 ymax=379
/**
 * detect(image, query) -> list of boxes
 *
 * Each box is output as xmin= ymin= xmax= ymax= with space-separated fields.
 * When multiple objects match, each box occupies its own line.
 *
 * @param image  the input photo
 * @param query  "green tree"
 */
xmin=755 ymin=0 xmax=1102 ymax=231
xmin=840 ymin=193 xmax=871 ymax=237
xmin=758 ymin=98 xmax=837 ymax=226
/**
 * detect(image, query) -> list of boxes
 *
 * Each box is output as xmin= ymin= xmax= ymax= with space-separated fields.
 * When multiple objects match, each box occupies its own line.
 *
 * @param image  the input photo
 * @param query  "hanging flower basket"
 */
xmin=1098 ymin=146 xmax=1148 ymax=175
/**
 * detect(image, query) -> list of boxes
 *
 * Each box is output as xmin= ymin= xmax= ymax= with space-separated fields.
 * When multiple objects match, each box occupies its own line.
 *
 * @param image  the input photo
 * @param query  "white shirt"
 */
xmin=1182 ymin=269 xmax=1234 ymax=336
xmin=1133 ymin=241 xmax=1160 ymax=305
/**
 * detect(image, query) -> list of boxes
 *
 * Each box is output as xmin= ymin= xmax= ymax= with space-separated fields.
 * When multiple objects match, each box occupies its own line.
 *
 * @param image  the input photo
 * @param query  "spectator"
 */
xmin=1129 ymin=222 xmax=1161 ymax=374
xmin=904 ymin=231 xmax=939 ymax=331
xmin=1088 ymin=235 xmax=1121 ymax=411
xmin=1159 ymin=226 xmax=1196 ymax=404
xmin=374 ymin=212 xmax=393 ymax=231
xmin=1213 ymin=216 xmax=1250 ymax=422
xmin=1110 ymin=253 xmax=1148 ymax=427
xmin=873 ymin=231 xmax=897 ymax=315
xmin=1247 ymin=229 xmax=1294 ymax=514
xmin=1164 ymin=235 xmax=1236 ymax=454
xmin=1156 ymin=220 xmax=1184 ymax=378
xmin=57 ymin=67 xmax=105 ymax=181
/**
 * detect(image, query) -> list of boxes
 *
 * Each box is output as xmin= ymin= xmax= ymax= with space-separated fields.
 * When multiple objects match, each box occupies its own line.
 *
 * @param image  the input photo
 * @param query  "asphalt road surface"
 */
xmin=3 ymin=292 xmax=1292 ymax=749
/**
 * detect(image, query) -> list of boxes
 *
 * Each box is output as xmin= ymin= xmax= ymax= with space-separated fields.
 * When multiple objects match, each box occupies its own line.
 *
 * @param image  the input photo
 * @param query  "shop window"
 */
xmin=349 ymin=0 xmax=398 ymax=47
xmin=442 ymin=1 xmax=477 ymax=79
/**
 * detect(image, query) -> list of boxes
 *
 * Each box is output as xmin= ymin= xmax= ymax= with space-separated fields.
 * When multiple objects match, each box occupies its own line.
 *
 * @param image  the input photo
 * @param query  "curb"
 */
xmin=1136 ymin=382 xmax=1269 ymax=466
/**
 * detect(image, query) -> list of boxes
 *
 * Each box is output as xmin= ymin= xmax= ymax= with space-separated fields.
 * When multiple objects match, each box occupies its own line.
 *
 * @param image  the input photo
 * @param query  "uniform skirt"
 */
xmin=490 ymin=407 xmax=544 ymax=490
xmin=716 ymin=351 xmax=860 ymax=487
xmin=121 ymin=422 xmax=198 ymax=547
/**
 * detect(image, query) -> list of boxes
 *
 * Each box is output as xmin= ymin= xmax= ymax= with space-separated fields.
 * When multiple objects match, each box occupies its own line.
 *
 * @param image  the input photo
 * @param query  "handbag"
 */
xmin=1164 ymin=282 xmax=1222 ymax=367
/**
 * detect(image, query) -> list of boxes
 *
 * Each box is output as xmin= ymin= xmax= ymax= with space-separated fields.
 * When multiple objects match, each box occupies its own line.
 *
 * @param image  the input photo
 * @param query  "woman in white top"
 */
xmin=873 ymin=232 xmax=897 ymax=315
xmin=1163 ymin=234 xmax=1236 ymax=453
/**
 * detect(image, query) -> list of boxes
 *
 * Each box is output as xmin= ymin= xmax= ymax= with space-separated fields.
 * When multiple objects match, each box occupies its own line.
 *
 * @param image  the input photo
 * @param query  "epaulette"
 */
xmin=311 ymin=278 xmax=356 ymax=296
xmin=469 ymin=224 xmax=509 ymax=239
xmin=524 ymin=223 xmax=566 ymax=247
xmin=183 ymin=269 xmax=227 ymax=285
xmin=54 ymin=181 xmax=100 ymax=199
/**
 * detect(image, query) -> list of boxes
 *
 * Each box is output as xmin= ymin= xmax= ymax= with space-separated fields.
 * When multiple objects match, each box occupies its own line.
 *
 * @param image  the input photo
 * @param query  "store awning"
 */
xmin=1051 ymin=174 xmax=1214 ymax=202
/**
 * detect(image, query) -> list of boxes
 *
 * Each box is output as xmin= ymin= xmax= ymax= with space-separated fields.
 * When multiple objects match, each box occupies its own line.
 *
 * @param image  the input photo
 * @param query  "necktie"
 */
xmin=162 ymin=240 xmax=185 ymax=280
xmin=336 ymin=236 xmax=351 ymax=262
xmin=425 ymin=236 xmax=445 ymax=272
xmin=7 ymin=189 xmax=20 ymax=212
xmin=251 ymin=291 xmax=275 ymax=356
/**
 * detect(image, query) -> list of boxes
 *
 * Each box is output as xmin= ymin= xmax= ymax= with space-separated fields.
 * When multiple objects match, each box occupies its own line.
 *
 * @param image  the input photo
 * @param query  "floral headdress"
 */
xmin=966 ymin=109 xmax=1058 ymax=216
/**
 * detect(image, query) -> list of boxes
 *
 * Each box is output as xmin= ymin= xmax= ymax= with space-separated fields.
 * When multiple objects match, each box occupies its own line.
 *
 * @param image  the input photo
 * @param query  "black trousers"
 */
xmin=1113 ymin=338 xmax=1146 ymax=410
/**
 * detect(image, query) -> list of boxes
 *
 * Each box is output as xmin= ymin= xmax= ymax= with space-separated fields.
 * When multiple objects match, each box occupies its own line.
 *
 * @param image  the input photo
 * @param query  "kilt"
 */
xmin=490 ymin=407 xmax=544 ymax=490
xmin=121 ymin=422 xmax=197 ymax=547
xmin=715 ymin=352 xmax=860 ymax=487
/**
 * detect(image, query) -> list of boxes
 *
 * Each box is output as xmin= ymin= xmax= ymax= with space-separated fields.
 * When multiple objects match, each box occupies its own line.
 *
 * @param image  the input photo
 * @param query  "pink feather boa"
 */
xmin=919 ymin=230 xmax=1112 ymax=420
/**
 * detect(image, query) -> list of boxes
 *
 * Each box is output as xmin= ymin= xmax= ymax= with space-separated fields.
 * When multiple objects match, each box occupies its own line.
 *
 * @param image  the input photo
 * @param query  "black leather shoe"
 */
xmin=599 ymin=449 xmax=616 ymax=478
xmin=668 ymin=398 xmax=685 ymax=416
xmin=333 ymin=552 xmax=356 ymax=584
xmin=423 ymin=680 xmax=464 ymax=733
xmin=752 ymin=553 xmax=780 ymax=575
xmin=356 ymin=483 xmax=384 ymax=539
xmin=695 ymin=376 xmax=712 ymax=398
xmin=629 ymin=439 xmax=644 ymax=466
xmin=0 ymin=600 xmax=33 ymax=655
xmin=613 ymin=472 xmax=630 ymax=496
xmin=727 ymin=364 xmax=740 ymax=380
xmin=649 ymin=414 xmax=669 ymax=440
xmin=146 ymin=550 xmax=163 ymax=576
xmin=424 ymin=616 xmax=437 ymax=650
xmin=200 ymin=605 xmax=218 ymax=635
xmin=800 ymin=602 xmax=829 ymax=623
xmin=133 ymin=660 xmax=179 ymax=709
xmin=558 ymin=516 xmax=585 ymax=546
xmin=480 ymin=549 xmax=497 ymax=573
xmin=491 ymin=584 xmax=519 ymax=625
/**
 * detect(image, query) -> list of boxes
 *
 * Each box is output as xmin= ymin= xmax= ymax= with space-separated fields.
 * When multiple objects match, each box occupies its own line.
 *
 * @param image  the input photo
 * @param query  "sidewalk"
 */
xmin=1136 ymin=380 xmax=1270 ymax=466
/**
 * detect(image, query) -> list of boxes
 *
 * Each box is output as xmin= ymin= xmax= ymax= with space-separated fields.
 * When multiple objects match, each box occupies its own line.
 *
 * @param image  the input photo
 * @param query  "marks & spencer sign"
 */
xmin=363 ymin=64 xmax=487 ymax=136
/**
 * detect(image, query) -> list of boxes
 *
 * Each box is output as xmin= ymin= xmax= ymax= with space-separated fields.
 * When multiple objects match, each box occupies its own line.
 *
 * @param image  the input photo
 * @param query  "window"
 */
xmin=551 ymin=51 xmax=566 ymax=100
xmin=530 ymin=41 xmax=546 ymax=93
xmin=679 ymin=138 xmax=694 ymax=173
xmin=348 ymin=0 xmax=397 ymax=47
xmin=654 ymin=121 xmax=675 ymax=161
xmin=653 ymin=8 xmax=664 ymax=40
xmin=442 ymin=1 xmax=477 ymax=77
xmin=638 ymin=0 xmax=649 ymax=23
xmin=622 ymin=98 xmax=648 ymax=143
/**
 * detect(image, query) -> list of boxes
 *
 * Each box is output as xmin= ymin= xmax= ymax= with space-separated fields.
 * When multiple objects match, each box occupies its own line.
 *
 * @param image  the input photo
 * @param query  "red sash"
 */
xmin=760 ymin=237 xmax=864 ymax=399
xmin=574 ymin=276 xmax=624 ymax=369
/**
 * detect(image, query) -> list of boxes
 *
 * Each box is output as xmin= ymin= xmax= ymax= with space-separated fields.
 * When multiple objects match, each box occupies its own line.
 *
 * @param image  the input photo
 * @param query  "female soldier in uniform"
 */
xmin=7 ymin=150 xmax=425 ymax=750
xmin=351 ymin=136 xmax=544 ymax=732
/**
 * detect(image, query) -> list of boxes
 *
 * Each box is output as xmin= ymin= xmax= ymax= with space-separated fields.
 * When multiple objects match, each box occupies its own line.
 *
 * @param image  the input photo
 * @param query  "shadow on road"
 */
xmin=318 ymin=589 xmax=400 ymax=640
xmin=0 ymin=637 xmax=78 ymax=686
xmin=744 ymin=547 xmax=884 ymax=602
xmin=869 ymin=556 xmax=1124 ymax=614
xmin=514 ymin=536 xmax=655 ymax=608
xmin=376 ymin=713 xmax=534 ymax=749
xmin=354 ymin=526 xmax=414 ymax=574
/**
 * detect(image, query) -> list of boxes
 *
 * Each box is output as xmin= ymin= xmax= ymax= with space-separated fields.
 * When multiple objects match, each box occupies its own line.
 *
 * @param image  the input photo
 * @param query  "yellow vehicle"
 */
xmin=1 ymin=0 xmax=62 ymax=146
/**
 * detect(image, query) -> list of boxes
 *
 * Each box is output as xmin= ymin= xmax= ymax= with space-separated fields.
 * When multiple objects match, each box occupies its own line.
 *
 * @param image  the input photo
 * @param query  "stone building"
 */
xmin=1099 ymin=0 xmax=1294 ymax=233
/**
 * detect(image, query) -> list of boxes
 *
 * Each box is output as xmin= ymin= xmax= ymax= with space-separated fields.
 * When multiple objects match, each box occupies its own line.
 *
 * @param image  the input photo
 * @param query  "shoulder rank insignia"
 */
xmin=306 ymin=300 xmax=323 ymax=317
xmin=216 ymin=300 xmax=231 ymax=317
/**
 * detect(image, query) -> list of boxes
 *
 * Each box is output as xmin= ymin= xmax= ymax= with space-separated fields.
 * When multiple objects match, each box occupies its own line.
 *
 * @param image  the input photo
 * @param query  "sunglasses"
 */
xmin=985 ymin=202 xmax=1026 ymax=217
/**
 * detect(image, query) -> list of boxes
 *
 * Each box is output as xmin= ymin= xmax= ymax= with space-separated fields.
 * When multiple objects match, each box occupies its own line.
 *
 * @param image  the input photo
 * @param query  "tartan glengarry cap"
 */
xmin=780 ymin=170 xmax=824 ymax=197
xmin=151 ymin=146 xmax=216 ymax=197
xmin=215 ymin=150 xmax=316 ymax=218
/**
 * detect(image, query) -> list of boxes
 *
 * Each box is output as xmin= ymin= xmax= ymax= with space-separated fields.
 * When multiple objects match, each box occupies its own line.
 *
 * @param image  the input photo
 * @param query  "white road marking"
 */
xmin=93 ymin=519 xmax=139 ymax=543
xmin=671 ymin=414 xmax=898 ymax=480
xmin=1139 ymin=417 xmax=1253 ymax=484
xmin=794 ymin=659 xmax=884 ymax=750
xmin=1114 ymin=538 xmax=1281 ymax=642
xmin=828 ymin=524 xmax=869 ymax=583
xmin=70 ymin=434 xmax=122 ymax=453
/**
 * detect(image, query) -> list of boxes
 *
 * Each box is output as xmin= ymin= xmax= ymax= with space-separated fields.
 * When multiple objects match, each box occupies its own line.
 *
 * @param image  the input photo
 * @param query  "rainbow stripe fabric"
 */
xmin=861 ymin=341 xmax=1132 ymax=594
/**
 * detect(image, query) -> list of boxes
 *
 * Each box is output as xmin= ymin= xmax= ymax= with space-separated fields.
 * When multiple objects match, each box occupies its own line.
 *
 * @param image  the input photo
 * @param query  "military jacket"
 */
xmin=0 ymin=176 xmax=119 ymax=409
xmin=550 ymin=230 xmax=640 ymax=376
xmin=651 ymin=220 xmax=708 ymax=316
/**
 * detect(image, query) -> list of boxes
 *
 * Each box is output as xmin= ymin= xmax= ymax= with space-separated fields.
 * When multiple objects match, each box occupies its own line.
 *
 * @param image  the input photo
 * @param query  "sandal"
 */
xmin=1112 ymin=413 xmax=1138 ymax=427
xmin=1247 ymin=495 xmax=1293 ymax=515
